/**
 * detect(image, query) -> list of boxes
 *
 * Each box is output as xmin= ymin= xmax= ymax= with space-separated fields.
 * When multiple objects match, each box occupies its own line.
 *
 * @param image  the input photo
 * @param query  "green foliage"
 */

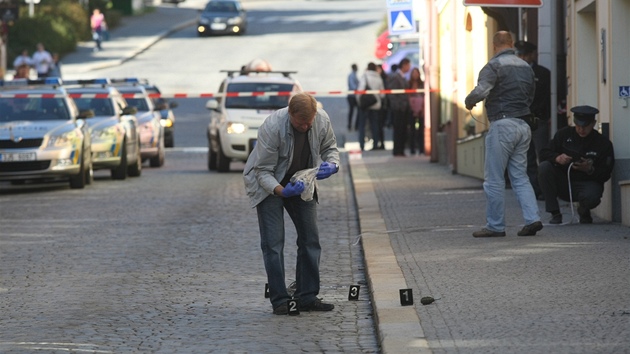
xmin=7 ymin=2 xmax=92 ymax=66
xmin=8 ymin=17 xmax=76 ymax=66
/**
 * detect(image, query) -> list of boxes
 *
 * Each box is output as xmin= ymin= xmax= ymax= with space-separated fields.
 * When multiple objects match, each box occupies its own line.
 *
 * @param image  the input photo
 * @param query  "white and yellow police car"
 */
xmin=0 ymin=78 xmax=93 ymax=189
xmin=66 ymin=79 xmax=142 ymax=180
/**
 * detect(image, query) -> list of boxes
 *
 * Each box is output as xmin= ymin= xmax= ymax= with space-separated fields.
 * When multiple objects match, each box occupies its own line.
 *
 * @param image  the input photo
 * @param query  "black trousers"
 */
xmin=537 ymin=160 xmax=604 ymax=213
xmin=391 ymin=107 xmax=410 ymax=155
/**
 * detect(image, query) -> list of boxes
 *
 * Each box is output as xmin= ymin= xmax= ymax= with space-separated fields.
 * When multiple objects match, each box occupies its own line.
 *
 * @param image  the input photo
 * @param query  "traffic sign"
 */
xmin=463 ymin=0 xmax=543 ymax=7
xmin=619 ymin=86 xmax=630 ymax=98
xmin=388 ymin=8 xmax=415 ymax=35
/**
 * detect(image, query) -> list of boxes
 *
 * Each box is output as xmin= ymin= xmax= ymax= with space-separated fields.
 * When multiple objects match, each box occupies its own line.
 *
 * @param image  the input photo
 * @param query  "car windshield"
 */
xmin=204 ymin=1 xmax=238 ymax=12
xmin=225 ymin=83 xmax=293 ymax=110
xmin=125 ymin=98 xmax=150 ymax=112
xmin=73 ymin=98 xmax=115 ymax=117
xmin=0 ymin=97 xmax=70 ymax=122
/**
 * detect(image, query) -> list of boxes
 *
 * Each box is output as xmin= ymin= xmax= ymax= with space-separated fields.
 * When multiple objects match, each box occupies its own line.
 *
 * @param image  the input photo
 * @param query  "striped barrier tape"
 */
xmin=0 ymin=89 xmax=426 ymax=99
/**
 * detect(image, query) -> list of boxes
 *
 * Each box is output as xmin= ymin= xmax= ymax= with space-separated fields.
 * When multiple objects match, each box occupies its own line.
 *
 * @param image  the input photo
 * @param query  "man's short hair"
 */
xmin=289 ymin=93 xmax=317 ymax=121
xmin=399 ymin=58 xmax=411 ymax=67
xmin=514 ymin=40 xmax=537 ymax=56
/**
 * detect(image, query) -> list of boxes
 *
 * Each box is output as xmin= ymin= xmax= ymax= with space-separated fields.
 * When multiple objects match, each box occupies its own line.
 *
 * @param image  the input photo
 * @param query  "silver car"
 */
xmin=0 ymin=78 xmax=93 ymax=189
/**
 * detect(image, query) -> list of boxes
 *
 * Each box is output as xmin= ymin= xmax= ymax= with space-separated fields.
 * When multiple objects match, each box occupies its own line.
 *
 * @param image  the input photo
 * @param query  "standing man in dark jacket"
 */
xmin=515 ymin=40 xmax=551 ymax=199
xmin=465 ymin=31 xmax=543 ymax=238
xmin=387 ymin=58 xmax=411 ymax=156
xmin=538 ymin=105 xmax=615 ymax=224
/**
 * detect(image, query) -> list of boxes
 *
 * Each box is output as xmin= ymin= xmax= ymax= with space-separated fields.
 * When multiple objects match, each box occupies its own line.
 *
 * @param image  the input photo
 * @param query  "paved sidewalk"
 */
xmin=58 ymin=6 xmax=630 ymax=353
xmin=351 ymin=150 xmax=630 ymax=353
xmin=61 ymin=5 xmax=198 ymax=77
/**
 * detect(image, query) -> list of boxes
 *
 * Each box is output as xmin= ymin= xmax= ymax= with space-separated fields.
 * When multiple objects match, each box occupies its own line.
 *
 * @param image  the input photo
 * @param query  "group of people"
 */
xmin=12 ymin=43 xmax=61 ymax=80
xmin=465 ymin=31 xmax=615 ymax=238
xmin=347 ymin=58 xmax=425 ymax=155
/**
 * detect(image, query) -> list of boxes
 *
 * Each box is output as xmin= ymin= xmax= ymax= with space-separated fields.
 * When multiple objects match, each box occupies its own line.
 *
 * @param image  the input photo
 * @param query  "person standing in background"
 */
xmin=387 ymin=58 xmax=411 ymax=156
xmin=346 ymin=64 xmax=359 ymax=131
xmin=407 ymin=67 xmax=424 ymax=155
xmin=515 ymin=40 xmax=551 ymax=199
xmin=375 ymin=64 xmax=388 ymax=150
xmin=48 ymin=53 xmax=62 ymax=79
xmin=356 ymin=62 xmax=385 ymax=151
xmin=91 ymin=8 xmax=105 ymax=52
xmin=31 ymin=43 xmax=53 ymax=78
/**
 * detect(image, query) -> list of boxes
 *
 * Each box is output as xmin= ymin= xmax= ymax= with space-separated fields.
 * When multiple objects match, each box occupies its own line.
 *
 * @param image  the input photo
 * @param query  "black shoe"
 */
xmin=299 ymin=298 xmax=334 ymax=312
xmin=517 ymin=221 xmax=543 ymax=236
xmin=549 ymin=213 xmax=563 ymax=224
xmin=273 ymin=303 xmax=288 ymax=315
xmin=472 ymin=228 xmax=506 ymax=237
xmin=578 ymin=206 xmax=593 ymax=224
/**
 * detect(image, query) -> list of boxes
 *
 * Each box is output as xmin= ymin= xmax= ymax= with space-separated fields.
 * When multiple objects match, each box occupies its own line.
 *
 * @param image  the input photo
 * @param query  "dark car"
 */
xmin=197 ymin=0 xmax=247 ymax=36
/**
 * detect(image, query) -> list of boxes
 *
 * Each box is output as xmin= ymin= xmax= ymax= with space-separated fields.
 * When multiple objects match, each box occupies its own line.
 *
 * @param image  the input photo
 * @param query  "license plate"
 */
xmin=0 ymin=152 xmax=37 ymax=162
xmin=211 ymin=23 xmax=227 ymax=30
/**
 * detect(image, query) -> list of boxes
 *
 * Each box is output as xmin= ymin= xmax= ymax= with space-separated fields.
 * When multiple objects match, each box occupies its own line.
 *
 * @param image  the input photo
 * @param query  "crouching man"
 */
xmin=538 ymin=105 xmax=615 ymax=224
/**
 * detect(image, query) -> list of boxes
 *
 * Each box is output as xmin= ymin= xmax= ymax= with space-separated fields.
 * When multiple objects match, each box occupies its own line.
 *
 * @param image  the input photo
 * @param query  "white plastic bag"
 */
xmin=290 ymin=167 xmax=319 ymax=201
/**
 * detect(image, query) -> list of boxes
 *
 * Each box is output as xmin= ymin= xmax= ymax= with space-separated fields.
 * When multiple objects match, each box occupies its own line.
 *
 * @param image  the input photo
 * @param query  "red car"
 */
xmin=374 ymin=30 xmax=391 ymax=59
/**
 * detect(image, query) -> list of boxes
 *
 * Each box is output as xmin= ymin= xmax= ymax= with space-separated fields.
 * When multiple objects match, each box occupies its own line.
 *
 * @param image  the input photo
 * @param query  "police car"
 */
xmin=111 ymin=78 xmax=165 ymax=167
xmin=206 ymin=70 xmax=302 ymax=172
xmin=66 ymin=79 xmax=142 ymax=180
xmin=140 ymin=82 xmax=177 ymax=148
xmin=0 ymin=78 xmax=93 ymax=189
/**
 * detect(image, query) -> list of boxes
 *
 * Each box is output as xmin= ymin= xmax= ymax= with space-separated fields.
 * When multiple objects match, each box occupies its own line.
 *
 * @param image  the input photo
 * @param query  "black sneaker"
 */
xmin=472 ymin=228 xmax=506 ymax=237
xmin=299 ymin=298 xmax=334 ymax=312
xmin=549 ymin=213 xmax=563 ymax=224
xmin=578 ymin=206 xmax=593 ymax=224
xmin=273 ymin=303 xmax=288 ymax=315
xmin=517 ymin=221 xmax=543 ymax=236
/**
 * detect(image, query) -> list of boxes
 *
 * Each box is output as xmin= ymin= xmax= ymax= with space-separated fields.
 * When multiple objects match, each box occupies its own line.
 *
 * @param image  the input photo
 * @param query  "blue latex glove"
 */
xmin=316 ymin=162 xmax=338 ymax=180
xmin=281 ymin=181 xmax=305 ymax=198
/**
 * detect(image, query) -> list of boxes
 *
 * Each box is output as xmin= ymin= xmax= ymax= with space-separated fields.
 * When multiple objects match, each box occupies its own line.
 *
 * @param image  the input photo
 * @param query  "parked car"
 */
xmin=0 ymin=78 xmax=93 ymax=189
xmin=66 ymin=79 xmax=142 ymax=180
xmin=162 ymin=0 xmax=185 ymax=5
xmin=382 ymin=44 xmax=421 ymax=78
xmin=141 ymin=82 xmax=177 ymax=148
xmin=197 ymin=0 xmax=247 ymax=36
xmin=111 ymin=79 xmax=165 ymax=167
xmin=206 ymin=69 xmax=301 ymax=172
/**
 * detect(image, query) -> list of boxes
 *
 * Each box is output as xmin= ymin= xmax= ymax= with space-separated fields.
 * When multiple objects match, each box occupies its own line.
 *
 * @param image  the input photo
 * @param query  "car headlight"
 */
xmin=47 ymin=131 xmax=77 ymax=147
xmin=199 ymin=17 xmax=210 ymax=25
xmin=160 ymin=119 xmax=173 ymax=128
xmin=91 ymin=126 xmax=118 ymax=140
xmin=227 ymin=122 xmax=247 ymax=134
xmin=228 ymin=17 xmax=243 ymax=25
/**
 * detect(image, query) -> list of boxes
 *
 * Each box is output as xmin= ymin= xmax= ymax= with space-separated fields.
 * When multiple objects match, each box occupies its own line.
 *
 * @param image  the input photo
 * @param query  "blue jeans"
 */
xmin=484 ymin=118 xmax=540 ymax=231
xmin=256 ymin=194 xmax=320 ymax=308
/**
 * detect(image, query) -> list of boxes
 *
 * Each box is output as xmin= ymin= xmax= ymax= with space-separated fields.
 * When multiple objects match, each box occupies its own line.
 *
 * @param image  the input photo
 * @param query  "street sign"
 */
xmin=388 ymin=8 xmax=415 ymax=35
xmin=463 ymin=0 xmax=543 ymax=7
xmin=619 ymin=86 xmax=630 ymax=98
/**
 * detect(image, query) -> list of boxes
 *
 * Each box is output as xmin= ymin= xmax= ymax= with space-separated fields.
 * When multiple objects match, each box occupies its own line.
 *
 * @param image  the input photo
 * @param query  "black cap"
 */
xmin=514 ymin=40 xmax=537 ymax=55
xmin=570 ymin=105 xmax=599 ymax=126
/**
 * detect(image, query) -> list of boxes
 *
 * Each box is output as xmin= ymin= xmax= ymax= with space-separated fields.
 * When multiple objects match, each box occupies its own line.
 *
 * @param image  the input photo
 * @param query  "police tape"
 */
xmin=0 ymin=89 xmax=426 ymax=99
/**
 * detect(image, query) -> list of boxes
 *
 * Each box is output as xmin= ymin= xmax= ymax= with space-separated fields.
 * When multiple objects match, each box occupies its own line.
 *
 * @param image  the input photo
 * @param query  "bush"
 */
xmin=7 ymin=2 xmax=90 ymax=66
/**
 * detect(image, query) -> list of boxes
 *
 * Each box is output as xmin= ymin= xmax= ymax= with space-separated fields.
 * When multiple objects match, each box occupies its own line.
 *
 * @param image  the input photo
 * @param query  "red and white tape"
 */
xmin=0 ymin=89 xmax=426 ymax=99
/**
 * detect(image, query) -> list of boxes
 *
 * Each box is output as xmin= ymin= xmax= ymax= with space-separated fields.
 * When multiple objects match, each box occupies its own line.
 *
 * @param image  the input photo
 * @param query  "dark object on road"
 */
xmin=420 ymin=296 xmax=435 ymax=305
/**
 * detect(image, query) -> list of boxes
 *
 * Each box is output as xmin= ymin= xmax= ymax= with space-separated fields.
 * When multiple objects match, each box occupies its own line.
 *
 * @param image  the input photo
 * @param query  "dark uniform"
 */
xmin=537 ymin=105 xmax=615 ymax=224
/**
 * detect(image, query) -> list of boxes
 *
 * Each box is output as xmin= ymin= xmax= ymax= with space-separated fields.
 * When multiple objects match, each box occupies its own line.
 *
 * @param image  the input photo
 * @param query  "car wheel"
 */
xmin=150 ymin=133 xmax=165 ymax=167
xmin=111 ymin=140 xmax=128 ymax=180
xmin=208 ymin=141 xmax=217 ymax=171
xmin=165 ymin=134 xmax=174 ymax=148
xmin=69 ymin=145 xmax=88 ymax=189
xmin=128 ymin=140 xmax=142 ymax=177
xmin=216 ymin=140 xmax=230 ymax=172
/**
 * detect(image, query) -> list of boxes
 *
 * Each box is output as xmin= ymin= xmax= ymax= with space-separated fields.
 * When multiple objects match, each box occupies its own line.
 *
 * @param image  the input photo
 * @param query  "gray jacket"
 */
xmin=243 ymin=106 xmax=340 ymax=208
xmin=465 ymin=48 xmax=535 ymax=121
xmin=387 ymin=70 xmax=410 ymax=110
